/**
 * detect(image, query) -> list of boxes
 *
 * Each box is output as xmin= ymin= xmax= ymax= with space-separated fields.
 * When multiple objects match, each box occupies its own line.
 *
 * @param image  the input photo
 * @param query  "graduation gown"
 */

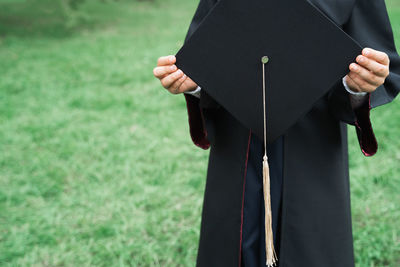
xmin=182 ymin=0 xmax=400 ymax=266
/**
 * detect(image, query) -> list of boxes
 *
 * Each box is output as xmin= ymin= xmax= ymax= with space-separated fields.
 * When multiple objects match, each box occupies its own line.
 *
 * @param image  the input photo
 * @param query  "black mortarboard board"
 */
xmin=175 ymin=0 xmax=362 ymax=144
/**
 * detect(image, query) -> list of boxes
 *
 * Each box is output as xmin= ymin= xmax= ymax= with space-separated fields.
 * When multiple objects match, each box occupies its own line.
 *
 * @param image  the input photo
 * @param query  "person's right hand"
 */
xmin=153 ymin=55 xmax=198 ymax=94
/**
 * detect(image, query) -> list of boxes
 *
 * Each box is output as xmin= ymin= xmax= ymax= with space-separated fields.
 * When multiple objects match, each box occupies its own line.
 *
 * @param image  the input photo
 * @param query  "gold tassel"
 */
xmin=263 ymin=154 xmax=278 ymax=267
xmin=261 ymin=56 xmax=277 ymax=266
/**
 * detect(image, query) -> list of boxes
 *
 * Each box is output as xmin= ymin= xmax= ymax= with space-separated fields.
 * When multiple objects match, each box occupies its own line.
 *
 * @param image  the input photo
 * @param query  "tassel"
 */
xmin=263 ymin=154 xmax=278 ymax=267
xmin=261 ymin=56 xmax=277 ymax=266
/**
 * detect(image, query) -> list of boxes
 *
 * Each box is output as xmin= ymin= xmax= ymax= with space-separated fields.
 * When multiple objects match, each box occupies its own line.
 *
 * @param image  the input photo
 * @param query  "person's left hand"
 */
xmin=345 ymin=47 xmax=390 ymax=93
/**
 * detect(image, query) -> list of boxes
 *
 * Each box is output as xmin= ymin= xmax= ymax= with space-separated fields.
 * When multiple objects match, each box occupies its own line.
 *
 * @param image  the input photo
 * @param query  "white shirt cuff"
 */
xmin=342 ymin=76 xmax=368 ymax=96
xmin=184 ymin=86 xmax=201 ymax=98
xmin=342 ymin=76 xmax=368 ymax=109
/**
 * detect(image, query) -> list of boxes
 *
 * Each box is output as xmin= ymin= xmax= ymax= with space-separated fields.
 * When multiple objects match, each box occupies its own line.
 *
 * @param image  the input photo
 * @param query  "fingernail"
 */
xmin=169 ymin=56 xmax=175 ymax=63
xmin=170 ymin=65 xmax=177 ymax=71
xmin=358 ymin=56 xmax=365 ymax=63
xmin=177 ymin=70 xmax=183 ymax=75
xmin=363 ymin=48 xmax=370 ymax=56
xmin=351 ymin=64 xmax=358 ymax=71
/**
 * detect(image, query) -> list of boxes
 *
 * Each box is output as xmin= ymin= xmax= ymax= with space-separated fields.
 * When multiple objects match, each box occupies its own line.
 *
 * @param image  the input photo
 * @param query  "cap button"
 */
xmin=261 ymin=56 xmax=269 ymax=64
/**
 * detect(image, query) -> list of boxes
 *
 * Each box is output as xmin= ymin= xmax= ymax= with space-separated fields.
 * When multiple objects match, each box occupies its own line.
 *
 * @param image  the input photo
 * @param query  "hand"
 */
xmin=153 ymin=55 xmax=198 ymax=94
xmin=345 ymin=47 xmax=390 ymax=93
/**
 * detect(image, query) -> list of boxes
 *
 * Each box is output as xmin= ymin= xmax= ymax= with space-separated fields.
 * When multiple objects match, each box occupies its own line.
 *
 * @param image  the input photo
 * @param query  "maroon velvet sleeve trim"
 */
xmin=184 ymin=94 xmax=210 ymax=150
xmin=353 ymin=94 xmax=378 ymax=157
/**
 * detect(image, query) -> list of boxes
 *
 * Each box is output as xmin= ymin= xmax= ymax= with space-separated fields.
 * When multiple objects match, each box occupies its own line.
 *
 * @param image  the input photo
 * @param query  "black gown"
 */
xmin=181 ymin=0 xmax=400 ymax=266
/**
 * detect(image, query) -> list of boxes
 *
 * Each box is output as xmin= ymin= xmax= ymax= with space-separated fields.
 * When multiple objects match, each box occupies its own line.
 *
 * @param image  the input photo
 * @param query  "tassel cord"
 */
xmin=261 ymin=57 xmax=278 ymax=267
xmin=262 ymin=61 xmax=267 ymax=156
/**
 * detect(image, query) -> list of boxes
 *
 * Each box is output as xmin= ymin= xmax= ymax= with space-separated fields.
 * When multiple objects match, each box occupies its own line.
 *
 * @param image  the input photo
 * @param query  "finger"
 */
xmin=348 ymin=71 xmax=376 ymax=93
xmin=344 ymin=75 xmax=362 ymax=93
xmin=362 ymin=48 xmax=390 ymax=66
xmin=153 ymin=65 xmax=177 ymax=78
xmin=356 ymin=55 xmax=389 ymax=77
xmin=349 ymin=63 xmax=384 ymax=86
xmin=168 ymin=74 xmax=187 ymax=94
xmin=157 ymin=55 xmax=176 ymax=66
xmin=161 ymin=69 xmax=184 ymax=89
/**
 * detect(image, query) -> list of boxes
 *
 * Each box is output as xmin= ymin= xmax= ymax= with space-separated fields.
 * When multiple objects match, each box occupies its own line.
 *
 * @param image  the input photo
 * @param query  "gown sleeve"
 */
xmin=182 ymin=0 xmax=219 ymax=150
xmin=328 ymin=0 xmax=400 ymax=156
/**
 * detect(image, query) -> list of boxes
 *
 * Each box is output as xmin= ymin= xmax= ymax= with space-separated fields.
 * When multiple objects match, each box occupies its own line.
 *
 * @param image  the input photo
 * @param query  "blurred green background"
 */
xmin=0 ymin=0 xmax=399 ymax=266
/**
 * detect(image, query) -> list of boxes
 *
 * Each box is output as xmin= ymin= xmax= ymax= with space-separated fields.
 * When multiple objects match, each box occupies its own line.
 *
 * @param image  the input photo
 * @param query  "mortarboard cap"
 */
xmin=175 ymin=0 xmax=362 ymax=144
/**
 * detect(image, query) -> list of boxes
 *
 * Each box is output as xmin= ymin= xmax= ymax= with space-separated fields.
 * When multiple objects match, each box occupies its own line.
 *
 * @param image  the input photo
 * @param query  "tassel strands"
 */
xmin=263 ymin=155 xmax=277 ymax=266
xmin=261 ymin=56 xmax=278 ymax=267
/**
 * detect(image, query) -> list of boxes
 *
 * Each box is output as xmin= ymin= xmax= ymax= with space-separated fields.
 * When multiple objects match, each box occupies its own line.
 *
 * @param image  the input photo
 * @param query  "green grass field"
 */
xmin=0 ymin=0 xmax=399 ymax=266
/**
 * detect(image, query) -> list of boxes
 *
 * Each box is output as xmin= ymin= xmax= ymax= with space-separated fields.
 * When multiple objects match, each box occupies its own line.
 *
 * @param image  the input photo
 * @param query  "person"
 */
xmin=153 ymin=0 xmax=400 ymax=266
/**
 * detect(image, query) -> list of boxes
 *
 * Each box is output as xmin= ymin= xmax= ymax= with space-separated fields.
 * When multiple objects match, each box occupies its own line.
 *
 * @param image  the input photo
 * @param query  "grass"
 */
xmin=0 ymin=0 xmax=399 ymax=266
